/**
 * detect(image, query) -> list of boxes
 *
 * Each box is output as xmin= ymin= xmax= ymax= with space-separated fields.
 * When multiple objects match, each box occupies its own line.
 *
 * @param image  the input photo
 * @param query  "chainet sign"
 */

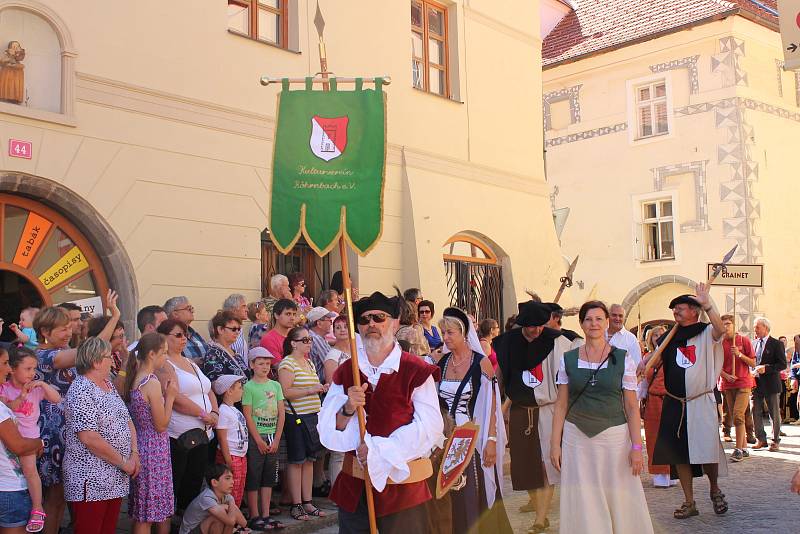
xmin=706 ymin=263 xmax=764 ymax=288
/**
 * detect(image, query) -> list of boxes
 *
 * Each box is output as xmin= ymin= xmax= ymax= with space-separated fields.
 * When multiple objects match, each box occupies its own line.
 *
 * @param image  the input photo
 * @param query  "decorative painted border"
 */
xmin=650 ymin=55 xmax=700 ymax=95
xmin=651 ymin=161 xmax=710 ymax=232
xmin=774 ymin=59 xmax=800 ymax=106
xmin=543 ymin=84 xmax=582 ymax=130
xmin=545 ymin=122 xmax=627 ymax=147
xmin=711 ymin=37 xmax=747 ymax=87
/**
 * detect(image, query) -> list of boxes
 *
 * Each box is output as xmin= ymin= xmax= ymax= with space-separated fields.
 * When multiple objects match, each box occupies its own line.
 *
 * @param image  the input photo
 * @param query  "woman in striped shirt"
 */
xmin=278 ymin=326 xmax=328 ymax=521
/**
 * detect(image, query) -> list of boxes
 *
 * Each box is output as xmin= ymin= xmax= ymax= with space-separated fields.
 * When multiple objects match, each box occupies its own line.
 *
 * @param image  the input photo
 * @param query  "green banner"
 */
xmin=269 ymin=77 xmax=386 ymax=256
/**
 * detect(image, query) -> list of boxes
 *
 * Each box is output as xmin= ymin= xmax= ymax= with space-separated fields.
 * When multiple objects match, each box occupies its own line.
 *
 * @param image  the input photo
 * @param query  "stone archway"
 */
xmin=620 ymin=274 xmax=696 ymax=316
xmin=0 ymin=172 xmax=138 ymax=332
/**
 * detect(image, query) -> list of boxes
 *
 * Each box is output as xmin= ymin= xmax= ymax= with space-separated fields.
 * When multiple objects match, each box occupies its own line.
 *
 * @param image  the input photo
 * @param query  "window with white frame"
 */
xmin=640 ymin=199 xmax=675 ymax=261
xmin=635 ymin=80 xmax=669 ymax=139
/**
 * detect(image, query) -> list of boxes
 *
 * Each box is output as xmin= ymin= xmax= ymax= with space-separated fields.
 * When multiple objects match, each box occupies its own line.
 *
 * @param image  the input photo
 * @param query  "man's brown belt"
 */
xmin=342 ymin=453 xmax=432 ymax=485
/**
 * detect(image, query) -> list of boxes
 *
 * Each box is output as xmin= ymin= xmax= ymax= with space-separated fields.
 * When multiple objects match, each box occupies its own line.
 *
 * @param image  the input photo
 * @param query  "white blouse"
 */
xmin=556 ymin=348 xmax=638 ymax=391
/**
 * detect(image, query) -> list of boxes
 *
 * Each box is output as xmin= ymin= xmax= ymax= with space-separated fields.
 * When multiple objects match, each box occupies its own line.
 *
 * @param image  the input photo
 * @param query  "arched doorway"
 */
xmin=0 ymin=194 xmax=109 ymax=340
xmin=443 ymin=233 xmax=503 ymax=323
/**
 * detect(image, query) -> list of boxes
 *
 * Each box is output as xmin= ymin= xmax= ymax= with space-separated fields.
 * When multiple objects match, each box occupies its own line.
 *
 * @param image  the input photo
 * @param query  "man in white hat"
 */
xmin=306 ymin=306 xmax=337 ymax=382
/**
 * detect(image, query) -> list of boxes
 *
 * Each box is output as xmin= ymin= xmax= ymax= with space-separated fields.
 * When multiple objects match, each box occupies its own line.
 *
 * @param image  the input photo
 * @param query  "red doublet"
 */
xmin=329 ymin=352 xmax=441 ymax=517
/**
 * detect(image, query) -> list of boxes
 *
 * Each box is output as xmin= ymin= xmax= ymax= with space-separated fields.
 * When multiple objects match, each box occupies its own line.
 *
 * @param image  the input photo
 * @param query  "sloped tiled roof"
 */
xmin=729 ymin=0 xmax=778 ymax=25
xmin=543 ymin=0 xmax=777 ymax=68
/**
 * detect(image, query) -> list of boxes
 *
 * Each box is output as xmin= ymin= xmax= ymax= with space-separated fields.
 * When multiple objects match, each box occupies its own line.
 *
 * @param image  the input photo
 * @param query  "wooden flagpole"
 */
xmin=315 ymin=4 xmax=378 ymax=533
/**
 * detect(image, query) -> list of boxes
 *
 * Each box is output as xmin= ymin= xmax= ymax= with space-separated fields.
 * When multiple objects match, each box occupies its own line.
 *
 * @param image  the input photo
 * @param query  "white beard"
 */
xmin=362 ymin=330 xmax=395 ymax=356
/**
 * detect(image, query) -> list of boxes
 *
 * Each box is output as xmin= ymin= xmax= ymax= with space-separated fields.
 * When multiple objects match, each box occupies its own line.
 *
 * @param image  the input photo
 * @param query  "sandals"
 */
xmin=302 ymin=500 xmax=327 ymax=517
xmin=673 ymin=501 xmax=699 ymax=519
xmin=528 ymin=518 xmax=550 ymax=533
xmin=266 ymin=518 xmax=286 ymax=530
xmin=289 ymin=504 xmax=310 ymax=521
xmin=710 ymin=490 xmax=728 ymax=515
xmin=26 ymin=509 xmax=46 ymax=533
xmin=247 ymin=517 xmax=267 ymax=530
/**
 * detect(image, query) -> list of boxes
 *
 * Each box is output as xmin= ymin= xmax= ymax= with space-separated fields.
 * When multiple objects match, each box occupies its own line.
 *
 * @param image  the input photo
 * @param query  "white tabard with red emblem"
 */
xmin=528 ymin=334 xmax=583 ymax=484
xmin=683 ymin=325 xmax=727 ymax=469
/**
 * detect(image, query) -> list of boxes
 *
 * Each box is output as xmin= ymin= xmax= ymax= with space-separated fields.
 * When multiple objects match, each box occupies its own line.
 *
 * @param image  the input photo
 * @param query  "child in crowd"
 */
xmin=121 ymin=332 xmax=178 ymax=534
xmin=242 ymin=347 xmax=285 ymax=531
xmin=247 ymin=302 xmax=270 ymax=349
xmin=8 ymin=307 xmax=40 ymax=350
xmin=0 ymin=345 xmax=60 ymax=533
xmin=212 ymin=375 xmax=248 ymax=507
xmin=179 ymin=464 xmax=249 ymax=534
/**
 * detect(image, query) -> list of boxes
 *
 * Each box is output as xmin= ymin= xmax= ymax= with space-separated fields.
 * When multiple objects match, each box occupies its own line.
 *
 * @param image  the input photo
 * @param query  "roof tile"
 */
xmin=542 ymin=0 xmax=777 ymax=67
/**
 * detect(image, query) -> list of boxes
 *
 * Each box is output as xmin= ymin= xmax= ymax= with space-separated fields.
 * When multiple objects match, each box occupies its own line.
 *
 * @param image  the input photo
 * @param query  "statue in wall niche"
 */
xmin=0 ymin=41 xmax=25 ymax=104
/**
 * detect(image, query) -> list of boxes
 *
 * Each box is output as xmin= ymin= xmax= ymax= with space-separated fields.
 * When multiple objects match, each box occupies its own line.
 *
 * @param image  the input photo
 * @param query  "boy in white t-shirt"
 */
xmin=212 ymin=375 xmax=248 ymax=508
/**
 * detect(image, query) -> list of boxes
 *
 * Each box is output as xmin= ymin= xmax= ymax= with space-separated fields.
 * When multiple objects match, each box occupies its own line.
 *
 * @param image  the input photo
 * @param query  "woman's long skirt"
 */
xmin=560 ymin=422 xmax=654 ymax=534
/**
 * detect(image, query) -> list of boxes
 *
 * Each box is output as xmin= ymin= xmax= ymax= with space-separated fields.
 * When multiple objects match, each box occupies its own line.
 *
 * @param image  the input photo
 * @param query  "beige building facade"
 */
xmin=0 ymin=0 xmax=568 ymax=337
xmin=543 ymin=1 xmax=799 ymax=335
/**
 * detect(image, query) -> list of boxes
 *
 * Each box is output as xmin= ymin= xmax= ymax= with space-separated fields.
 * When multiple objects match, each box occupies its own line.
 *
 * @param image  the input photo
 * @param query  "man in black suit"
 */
xmin=751 ymin=317 xmax=787 ymax=452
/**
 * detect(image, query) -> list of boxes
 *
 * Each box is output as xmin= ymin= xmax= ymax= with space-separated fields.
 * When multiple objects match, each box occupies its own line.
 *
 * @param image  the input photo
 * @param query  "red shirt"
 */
xmin=720 ymin=335 xmax=755 ymax=390
xmin=259 ymin=329 xmax=285 ymax=363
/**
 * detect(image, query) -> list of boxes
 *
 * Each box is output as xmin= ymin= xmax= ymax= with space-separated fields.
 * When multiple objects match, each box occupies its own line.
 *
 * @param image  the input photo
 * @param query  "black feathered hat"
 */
xmin=353 ymin=291 xmax=401 ymax=319
xmin=515 ymin=301 xmax=552 ymax=327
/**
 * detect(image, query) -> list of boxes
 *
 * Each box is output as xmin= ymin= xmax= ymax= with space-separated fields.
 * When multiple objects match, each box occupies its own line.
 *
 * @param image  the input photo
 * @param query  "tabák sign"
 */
xmin=706 ymin=263 xmax=764 ymax=288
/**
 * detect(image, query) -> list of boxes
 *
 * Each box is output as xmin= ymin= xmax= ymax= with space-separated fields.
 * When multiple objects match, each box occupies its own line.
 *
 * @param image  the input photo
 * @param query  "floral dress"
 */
xmin=128 ymin=375 xmax=174 ymax=522
xmin=201 ymin=342 xmax=250 ymax=382
xmin=35 ymin=348 xmax=77 ymax=487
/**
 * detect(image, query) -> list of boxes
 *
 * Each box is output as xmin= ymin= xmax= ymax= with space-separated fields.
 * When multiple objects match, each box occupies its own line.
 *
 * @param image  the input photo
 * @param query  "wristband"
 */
xmin=487 ymin=436 xmax=497 ymax=442
xmin=340 ymin=404 xmax=355 ymax=417
xmin=210 ymin=410 xmax=219 ymax=416
xmin=117 ymin=370 xmax=127 ymax=377
xmin=631 ymin=444 xmax=643 ymax=451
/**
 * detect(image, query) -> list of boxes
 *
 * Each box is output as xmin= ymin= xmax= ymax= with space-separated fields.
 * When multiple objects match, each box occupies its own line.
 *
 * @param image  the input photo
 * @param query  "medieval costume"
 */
xmin=641 ymin=351 xmax=671 ymax=484
xmin=493 ymin=301 xmax=578 ymax=493
xmin=318 ymin=292 xmax=444 ymax=534
xmin=431 ymin=307 xmax=511 ymax=534
xmin=556 ymin=346 xmax=654 ymax=533
xmin=652 ymin=296 xmax=727 ymax=478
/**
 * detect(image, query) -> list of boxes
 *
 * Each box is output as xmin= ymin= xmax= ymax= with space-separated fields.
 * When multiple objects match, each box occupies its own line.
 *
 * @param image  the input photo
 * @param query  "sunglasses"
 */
xmin=418 ymin=309 xmax=431 ymax=315
xmin=167 ymin=332 xmax=186 ymax=339
xmin=293 ymin=337 xmax=312 ymax=344
xmin=174 ymin=306 xmax=195 ymax=313
xmin=223 ymin=326 xmax=242 ymax=333
xmin=357 ymin=312 xmax=390 ymax=325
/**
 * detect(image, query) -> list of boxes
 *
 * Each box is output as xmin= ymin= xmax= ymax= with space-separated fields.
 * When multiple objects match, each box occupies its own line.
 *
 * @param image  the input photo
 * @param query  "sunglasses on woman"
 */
xmin=293 ymin=337 xmax=312 ymax=344
xmin=167 ymin=332 xmax=186 ymax=339
xmin=357 ymin=312 xmax=390 ymax=325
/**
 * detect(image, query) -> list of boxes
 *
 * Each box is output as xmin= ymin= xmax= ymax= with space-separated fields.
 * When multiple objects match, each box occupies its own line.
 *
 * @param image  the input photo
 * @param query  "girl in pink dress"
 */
xmin=0 ymin=346 xmax=61 ymax=532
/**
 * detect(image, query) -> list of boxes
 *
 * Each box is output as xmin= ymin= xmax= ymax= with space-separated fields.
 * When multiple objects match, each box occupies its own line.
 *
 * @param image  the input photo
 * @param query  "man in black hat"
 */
xmin=651 ymin=283 xmax=728 ymax=520
xmin=493 ymin=300 xmax=582 ymax=533
xmin=318 ymin=291 xmax=444 ymax=534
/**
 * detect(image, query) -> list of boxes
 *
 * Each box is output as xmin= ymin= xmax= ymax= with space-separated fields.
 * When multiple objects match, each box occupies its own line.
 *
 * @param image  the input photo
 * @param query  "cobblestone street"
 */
xmin=310 ymin=421 xmax=799 ymax=534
